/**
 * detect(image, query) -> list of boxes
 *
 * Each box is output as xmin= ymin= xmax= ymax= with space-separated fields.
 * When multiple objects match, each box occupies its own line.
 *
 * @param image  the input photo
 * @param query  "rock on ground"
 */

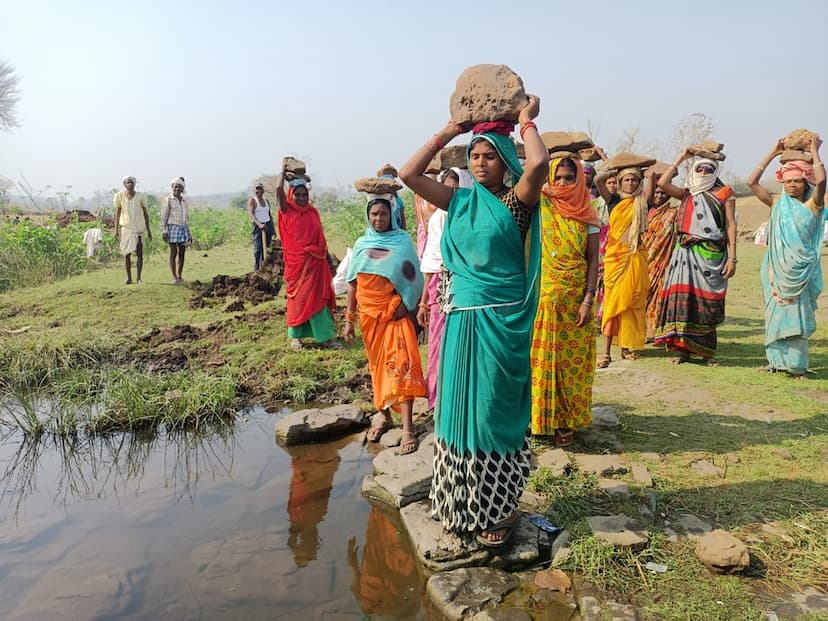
xmin=579 ymin=596 xmax=641 ymax=621
xmin=597 ymin=479 xmax=631 ymax=497
xmin=631 ymin=464 xmax=653 ymax=487
xmin=427 ymin=567 xmax=519 ymax=621
xmin=574 ymin=454 xmax=628 ymax=476
xmin=695 ymin=529 xmax=750 ymax=573
xmin=690 ymin=459 xmax=725 ymax=477
xmin=673 ymin=513 xmax=713 ymax=539
xmin=365 ymin=433 xmax=434 ymax=508
xmin=590 ymin=405 xmax=619 ymax=428
xmin=275 ymin=404 xmax=367 ymax=445
xmin=536 ymin=448 xmax=571 ymax=476
xmin=587 ymin=514 xmax=649 ymax=551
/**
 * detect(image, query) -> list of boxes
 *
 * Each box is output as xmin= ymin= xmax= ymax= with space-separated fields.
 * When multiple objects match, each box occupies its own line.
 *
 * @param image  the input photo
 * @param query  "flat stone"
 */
xmin=412 ymin=396 xmax=430 ymax=415
xmin=606 ymin=601 xmax=641 ymax=620
xmin=518 ymin=489 xmax=547 ymax=512
xmin=275 ymin=404 xmax=367 ymax=445
xmin=380 ymin=428 xmax=402 ymax=447
xmin=587 ymin=514 xmax=649 ymax=551
xmin=536 ymin=448 xmax=571 ymax=476
xmin=639 ymin=452 xmax=663 ymax=462
xmin=369 ymin=433 xmax=434 ymax=508
xmin=488 ymin=516 xmax=539 ymax=570
xmin=427 ymin=567 xmax=519 ymax=620
xmin=631 ymin=464 xmax=653 ymax=487
xmin=597 ymin=478 xmax=630 ymax=498
xmin=550 ymin=529 xmax=572 ymax=567
xmin=690 ymin=459 xmax=724 ymax=477
xmin=725 ymin=452 xmax=741 ymax=464
xmin=591 ymin=405 xmax=619 ymax=428
xmin=675 ymin=514 xmax=713 ymax=539
xmin=771 ymin=448 xmax=793 ymax=460
xmin=574 ymin=454 xmax=627 ymax=476
xmin=469 ymin=610 xmax=532 ymax=621
xmin=695 ymin=529 xmax=750 ymax=573
xmin=400 ymin=501 xmax=488 ymax=571
xmin=579 ymin=596 xmax=603 ymax=621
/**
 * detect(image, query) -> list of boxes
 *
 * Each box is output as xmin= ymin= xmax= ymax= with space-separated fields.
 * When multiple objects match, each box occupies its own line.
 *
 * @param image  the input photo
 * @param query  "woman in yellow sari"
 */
xmin=342 ymin=195 xmax=426 ymax=455
xmin=595 ymin=167 xmax=650 ymax=366
xmin=531 ymin=157 xmax=600 ymax=445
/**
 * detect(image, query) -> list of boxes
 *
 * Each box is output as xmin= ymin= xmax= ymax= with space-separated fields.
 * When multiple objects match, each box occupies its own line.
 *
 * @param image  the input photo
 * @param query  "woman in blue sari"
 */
xmin=400 ymin=96 xmax=548 ymax=548
xmin=747 ymin=135 xmax=825 ymax=377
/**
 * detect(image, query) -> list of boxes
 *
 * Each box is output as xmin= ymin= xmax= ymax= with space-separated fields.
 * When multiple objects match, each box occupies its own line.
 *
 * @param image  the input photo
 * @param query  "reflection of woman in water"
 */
xmin=286 ymin=441 xmax=342 ymax=568
xmin=348 ymin=505 xmax=417 ymax=618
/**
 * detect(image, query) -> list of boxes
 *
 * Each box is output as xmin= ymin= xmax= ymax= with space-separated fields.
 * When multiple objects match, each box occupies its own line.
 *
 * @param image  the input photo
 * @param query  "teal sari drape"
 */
xmin=435 ymin=132 xmax=540 ymax=456
xmin=761 ymin=192 xmax=825 ymax=374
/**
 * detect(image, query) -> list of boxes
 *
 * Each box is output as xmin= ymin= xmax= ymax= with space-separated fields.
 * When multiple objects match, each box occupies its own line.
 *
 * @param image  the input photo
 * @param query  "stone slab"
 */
xmin=587 ymin=514 xmax=649 ymax=551
xmin=275 ymin=404 xmax=367 ymax=445
xmin=427 ymin=567 xmax=519 ymax=621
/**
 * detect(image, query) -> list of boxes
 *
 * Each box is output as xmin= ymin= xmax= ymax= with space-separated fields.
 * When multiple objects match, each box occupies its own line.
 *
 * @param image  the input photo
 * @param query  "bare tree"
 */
xmin=615 ymin=125 xmax=641 ymax=154
xmin=0 ymin=60 xmax=21 ymax=132
xmin=670 ymin=112 xmax=716 ymax=156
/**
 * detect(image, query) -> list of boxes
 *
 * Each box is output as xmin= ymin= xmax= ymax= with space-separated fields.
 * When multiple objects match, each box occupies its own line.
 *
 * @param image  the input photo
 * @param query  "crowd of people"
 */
xmin=112 ymin=96 xmax=824 ymax=551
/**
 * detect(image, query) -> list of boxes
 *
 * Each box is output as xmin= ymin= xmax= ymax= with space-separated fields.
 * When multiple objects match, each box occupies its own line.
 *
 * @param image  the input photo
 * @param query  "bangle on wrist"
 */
xmin=728 ymin=258 xmax=737 ymax=263
xmin=519 ymin=121 xmax=537 ymax=140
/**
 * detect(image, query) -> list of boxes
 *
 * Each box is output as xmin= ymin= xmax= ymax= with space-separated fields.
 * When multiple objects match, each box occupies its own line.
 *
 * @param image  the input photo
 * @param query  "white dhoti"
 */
xmin=119 ymin=229 xmax=143 ymax=256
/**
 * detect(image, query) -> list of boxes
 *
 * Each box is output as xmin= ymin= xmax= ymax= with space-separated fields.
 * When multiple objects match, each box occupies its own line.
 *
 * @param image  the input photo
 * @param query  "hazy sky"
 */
xmin=2 ymin=0 xmax=826 ymax=200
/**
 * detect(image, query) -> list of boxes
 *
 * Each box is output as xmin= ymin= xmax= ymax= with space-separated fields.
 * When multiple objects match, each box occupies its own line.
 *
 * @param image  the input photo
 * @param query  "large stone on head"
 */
xmin=450 ymin=64 xmax=528 ymax=124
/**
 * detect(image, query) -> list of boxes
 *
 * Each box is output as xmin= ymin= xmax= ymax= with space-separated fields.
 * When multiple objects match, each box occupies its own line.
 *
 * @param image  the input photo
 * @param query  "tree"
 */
xmin=0 ymin=60 xmax=21 ymax=132
xmin=670 ymin=113 xmax=716 ymax=157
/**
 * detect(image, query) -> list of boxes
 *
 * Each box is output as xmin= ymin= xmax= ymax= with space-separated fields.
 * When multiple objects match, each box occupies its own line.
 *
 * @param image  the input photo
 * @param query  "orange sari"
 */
xmin=356 ymin=273 xmax=426 ymax=410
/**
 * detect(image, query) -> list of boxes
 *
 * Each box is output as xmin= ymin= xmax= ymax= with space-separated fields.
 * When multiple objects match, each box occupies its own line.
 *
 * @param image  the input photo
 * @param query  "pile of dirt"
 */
xmin=140 ymin=324 xmax=204 ymax=346
xmin=189 ymin=238 xmax=284 ymax=311
xmin=450 ymin=64 xmax=528 ymax=124
xmin=56 ymin=210 xmax=98 ymax=227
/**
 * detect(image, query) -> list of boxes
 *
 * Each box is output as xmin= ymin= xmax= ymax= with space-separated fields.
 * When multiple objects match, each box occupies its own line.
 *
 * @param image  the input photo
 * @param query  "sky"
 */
xmin=1 ymin=0 xmax=827 ymax=201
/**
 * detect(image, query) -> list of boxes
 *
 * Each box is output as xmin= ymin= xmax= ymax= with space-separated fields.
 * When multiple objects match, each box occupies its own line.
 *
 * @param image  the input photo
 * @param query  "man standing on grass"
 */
xmin=114 ymin=176 xmax=152 ymax=284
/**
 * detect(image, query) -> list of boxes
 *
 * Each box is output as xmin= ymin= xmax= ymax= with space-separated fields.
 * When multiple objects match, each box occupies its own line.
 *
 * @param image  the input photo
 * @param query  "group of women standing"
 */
xmin=270 ymin=109 xmax=823 ymax=551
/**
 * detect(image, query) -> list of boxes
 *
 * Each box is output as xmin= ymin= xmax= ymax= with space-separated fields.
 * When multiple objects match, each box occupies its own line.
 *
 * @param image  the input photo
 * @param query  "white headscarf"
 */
xmin=170 ymin=177 xmax=185 ymax=189
xmin=122 ymin=175 xmax=136 ymax=185
xmin=686 ymin=158 xmax=719 ymax=196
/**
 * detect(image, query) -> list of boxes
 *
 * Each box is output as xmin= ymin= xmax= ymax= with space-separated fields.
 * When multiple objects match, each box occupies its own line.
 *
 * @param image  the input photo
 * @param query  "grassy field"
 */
xmin=1 ymin=197 xmax=826 ymax=618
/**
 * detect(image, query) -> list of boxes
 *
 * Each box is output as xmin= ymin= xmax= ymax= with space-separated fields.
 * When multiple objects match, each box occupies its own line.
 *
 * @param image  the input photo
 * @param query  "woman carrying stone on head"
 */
xmin=594 ymin=165 xmax=651 ymax=367
xmin=276 ymin=168 xmax=337 ymax=351
xmin=747 ymin=135 xmax=825 ymax=377
xmin=342 ymin=194 xmax=426 ymax=455
xmin=654 ymin=152 xmax=737 ymax=365
xmin=400 ymin=94 xmax=548 ymax=548
xmin=642 ymin=166 xmax=680 ymax=341
xmin=161 ymin=177 xmax=192 ymax=284
xmin=530 ymin=157 xmax=600 ymax=446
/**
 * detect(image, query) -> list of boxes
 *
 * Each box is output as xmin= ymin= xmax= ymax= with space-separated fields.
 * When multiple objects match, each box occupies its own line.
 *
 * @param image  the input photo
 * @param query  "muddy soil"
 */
xmin=189 ymin=238 xmax=285 ymax=311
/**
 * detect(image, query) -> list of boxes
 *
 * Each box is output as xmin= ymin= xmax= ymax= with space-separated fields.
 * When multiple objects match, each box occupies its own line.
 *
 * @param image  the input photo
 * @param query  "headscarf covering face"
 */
xmin=170 ymin=177 xmax=185 ymax=189
xmin=542 ymin=158 xmax=600 ymax=227
xmin=122 ymin=175 xmax=136 ymax=185
xmin=686 ymin=158 xmax=720 ymax=196
xmin=346 ymin=193 xmax=423 ymax=310
xmin=776 ymin=160 xmax=816 ymax=185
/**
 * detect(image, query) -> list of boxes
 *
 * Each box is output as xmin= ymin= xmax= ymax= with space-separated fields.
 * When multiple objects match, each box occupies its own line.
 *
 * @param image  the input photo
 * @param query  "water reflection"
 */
xmin=348 ymin=505 xmax=419 ymax=619
xmin=0 ymin=410 xmax=428 ymax=619
xmin=284 ymin=437 xmax=346 ymax=568
xmin=1 ymin=417 xmax=238 ymax=520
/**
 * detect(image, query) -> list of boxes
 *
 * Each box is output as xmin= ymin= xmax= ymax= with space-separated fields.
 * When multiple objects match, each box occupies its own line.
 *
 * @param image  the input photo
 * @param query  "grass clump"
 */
xmin=93 ymin=369 xmax=237 ymax=432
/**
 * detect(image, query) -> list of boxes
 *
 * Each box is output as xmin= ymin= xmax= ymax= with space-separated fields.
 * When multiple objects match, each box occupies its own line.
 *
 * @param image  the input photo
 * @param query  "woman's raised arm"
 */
xmin=747 ymin=139 xmax=784 ymax=207
xmin=400 ymin=122 xmax=466 ymax=210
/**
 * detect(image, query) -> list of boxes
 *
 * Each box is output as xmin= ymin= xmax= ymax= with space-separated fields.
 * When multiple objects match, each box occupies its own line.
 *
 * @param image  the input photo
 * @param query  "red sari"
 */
xmin=278 ymin=188 xmax=335 ymax=328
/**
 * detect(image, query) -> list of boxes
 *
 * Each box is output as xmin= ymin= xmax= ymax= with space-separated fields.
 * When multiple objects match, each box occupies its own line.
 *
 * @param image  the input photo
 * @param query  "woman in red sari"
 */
xmin=276 ymin=172 xmax=337 ymax=350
